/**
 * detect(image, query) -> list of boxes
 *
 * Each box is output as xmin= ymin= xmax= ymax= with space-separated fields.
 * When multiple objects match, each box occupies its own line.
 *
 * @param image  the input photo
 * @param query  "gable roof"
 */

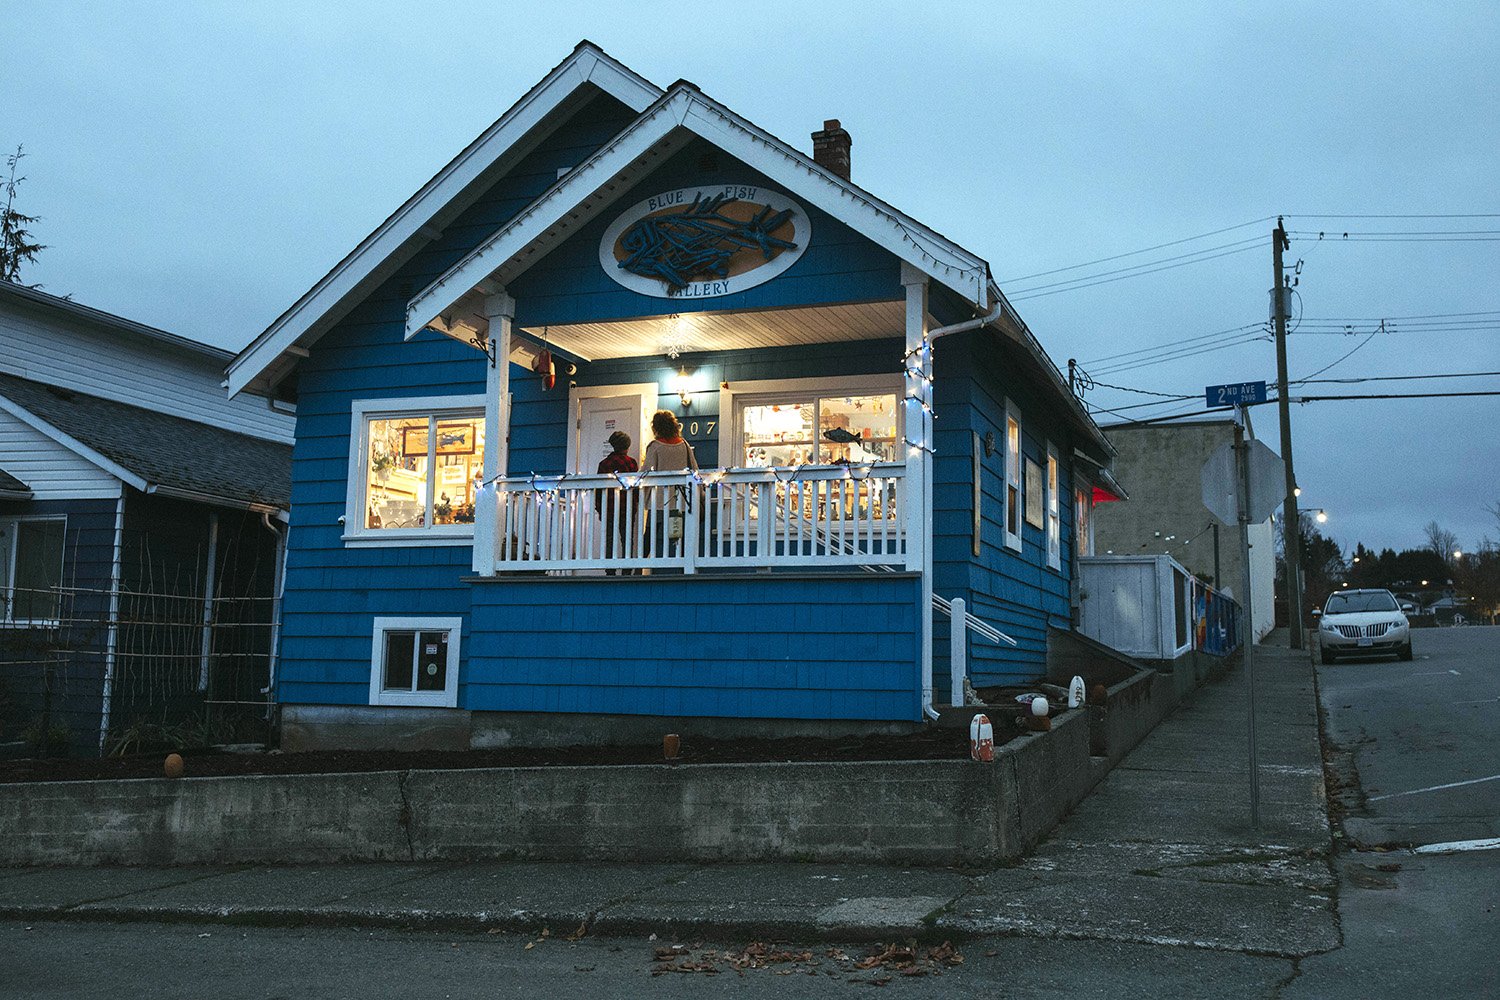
xmin=405 ymin=81 xmax=993 ymax=344
xmin=0 ymin=281 xmax=234 ymax=364
xmin=227 ymin=42 xmax=662 ymax=399
xmin=0 ymin=373 xmax=291 ymax=511
xmin=0 ymin=466 xmax=30 ymax=500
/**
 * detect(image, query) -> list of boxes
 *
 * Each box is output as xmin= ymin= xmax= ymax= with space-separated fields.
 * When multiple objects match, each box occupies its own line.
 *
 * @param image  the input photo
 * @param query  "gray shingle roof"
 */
xmin=0 ymin=466 xmax=30 ymax=494
xmin=0 ymin=372 xmax=290 ymax=509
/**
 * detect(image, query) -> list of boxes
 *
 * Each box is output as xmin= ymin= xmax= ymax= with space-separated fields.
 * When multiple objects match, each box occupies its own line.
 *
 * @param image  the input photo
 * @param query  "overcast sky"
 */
xmin=8 ymin=2 xmax=1497 ymax=557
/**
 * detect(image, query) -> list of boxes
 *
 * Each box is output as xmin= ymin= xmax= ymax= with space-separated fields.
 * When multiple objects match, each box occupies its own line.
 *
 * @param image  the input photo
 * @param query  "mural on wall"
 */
xmin=599 ymin=185 xmax=810 ymax=299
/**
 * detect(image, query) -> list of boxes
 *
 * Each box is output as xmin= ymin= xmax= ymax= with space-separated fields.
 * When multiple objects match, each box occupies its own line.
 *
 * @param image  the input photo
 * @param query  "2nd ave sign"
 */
xmin=1205 ymin=381 xmax=1268 ymax=408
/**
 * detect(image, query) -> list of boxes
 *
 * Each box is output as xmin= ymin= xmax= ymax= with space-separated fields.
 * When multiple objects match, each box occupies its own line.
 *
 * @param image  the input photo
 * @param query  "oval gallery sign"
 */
xmin=598 ymin=184 xmax=810 ymax=299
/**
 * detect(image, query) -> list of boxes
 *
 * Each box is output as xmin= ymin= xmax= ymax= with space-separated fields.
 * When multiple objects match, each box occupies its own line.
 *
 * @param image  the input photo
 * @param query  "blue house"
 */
xmin=228 ymin=43 xmax=1121 ymax=750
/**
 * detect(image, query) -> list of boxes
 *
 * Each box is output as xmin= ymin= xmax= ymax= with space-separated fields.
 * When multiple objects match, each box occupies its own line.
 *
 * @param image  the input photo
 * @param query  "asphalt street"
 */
xmin=1 ymin=629 xmax=1495 ymax=997
xmin=1303 ymin=623 xmax=1500 ymax=999
xmin=1318 ymin=624 xmax=1500 ymax=847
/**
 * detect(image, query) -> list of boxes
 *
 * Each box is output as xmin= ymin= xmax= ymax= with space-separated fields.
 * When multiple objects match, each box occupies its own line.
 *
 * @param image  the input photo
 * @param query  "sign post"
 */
xmin=1202 ymin=387 xmax=1285 ymax=829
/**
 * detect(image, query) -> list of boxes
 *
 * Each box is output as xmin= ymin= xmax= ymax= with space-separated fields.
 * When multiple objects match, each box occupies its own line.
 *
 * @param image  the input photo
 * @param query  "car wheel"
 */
xmin=1397 ymin=642 xmax=1413 ymax=661
xmin=1319 ymin=644 xmax=1336 ymax=665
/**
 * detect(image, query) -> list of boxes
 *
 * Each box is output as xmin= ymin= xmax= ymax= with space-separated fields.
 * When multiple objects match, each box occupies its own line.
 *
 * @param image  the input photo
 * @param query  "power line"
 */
xmin=1287 ymin=229 xmax=1500 ymax=242
xmin=1292 ymin=326 xmax=1380 ymax=383
xmin=1082 ymin=322 xmax=1265 ymax=365
xmin=998 ymin=217 xmax=1276 ymax=283
xmin=1093 ymin=331 xmax=1270 ymax=376
xmin=1085 ymin=379 xmax=1192 ymax=398
xmin=1286 ymin=214 xmax=1500 ymax=219
xmin=1009 ymin=237 xmax=1263 ymax=295
xmin=1009 ymin=244 xmax=1262 ymax=301
xmin=1287 ymin=391 xmax=1500 ymax=402
xmin=1295 ymin=370 xmax=1500 ymax=384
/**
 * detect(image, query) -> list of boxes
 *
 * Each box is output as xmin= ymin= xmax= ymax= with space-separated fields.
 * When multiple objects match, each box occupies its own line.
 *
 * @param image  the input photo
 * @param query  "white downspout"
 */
xmin=97 ymin=488 xmax=125 ymax=754
xmin=197 ymin=511 xmax=220 ymax=692
xmin=927 ymin=298 xmax=1005 ymax=345
xmin=259 ymin=511 xmax=287 ymax=720
xmin=913 ymin=288 xmax=1003 ymax=722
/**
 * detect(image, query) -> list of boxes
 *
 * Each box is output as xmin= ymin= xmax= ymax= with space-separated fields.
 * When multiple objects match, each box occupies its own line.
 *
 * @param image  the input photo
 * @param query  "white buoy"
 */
xmin=969 ymin=713 xmax=994 ymax=761
xmin=1030 ymin=695 xmax=1050 ymax=717
xmin=1069 ymin=675 xmax=1085 ymax=708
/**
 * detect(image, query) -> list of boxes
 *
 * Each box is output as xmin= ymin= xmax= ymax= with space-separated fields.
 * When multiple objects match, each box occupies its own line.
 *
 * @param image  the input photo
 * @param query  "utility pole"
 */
xmin=1272 ymin=218 xmax=1303 ymax=649
xmin=1233 ymin=412 xmax=1260 ymax=827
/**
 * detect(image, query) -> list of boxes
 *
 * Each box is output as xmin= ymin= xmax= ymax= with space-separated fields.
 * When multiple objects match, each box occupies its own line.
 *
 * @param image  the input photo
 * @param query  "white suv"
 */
xmin=1315 ymin=589 xmax=1412 ymax=664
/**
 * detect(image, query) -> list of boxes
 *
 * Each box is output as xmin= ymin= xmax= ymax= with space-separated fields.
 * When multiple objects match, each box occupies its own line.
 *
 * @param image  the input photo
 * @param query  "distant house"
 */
xmin=1090 ymin=415 xmax=1275 ymax=642
xmin=0 ymin=283 xmax=293 ymax=755
xmin=228 ymin=42 xmax=1124 ymax=751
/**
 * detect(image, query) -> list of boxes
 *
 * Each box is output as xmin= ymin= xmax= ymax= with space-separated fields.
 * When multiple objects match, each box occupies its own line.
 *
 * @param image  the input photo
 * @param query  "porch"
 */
xmin=482 ymin=464 xmax=908 ymax=574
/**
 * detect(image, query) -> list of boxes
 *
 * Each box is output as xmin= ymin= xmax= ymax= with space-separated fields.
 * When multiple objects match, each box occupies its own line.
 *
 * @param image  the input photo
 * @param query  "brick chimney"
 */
xmin=811 ymin=119 xmax=852 ymax=179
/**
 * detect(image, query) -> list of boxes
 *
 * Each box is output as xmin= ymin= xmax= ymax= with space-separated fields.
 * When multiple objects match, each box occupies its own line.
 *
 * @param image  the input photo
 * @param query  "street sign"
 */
xmin=1201 ymin=438 xmax=1286 ymax=525
xmin=1205 ymin=381 xmax=1268 ymax=408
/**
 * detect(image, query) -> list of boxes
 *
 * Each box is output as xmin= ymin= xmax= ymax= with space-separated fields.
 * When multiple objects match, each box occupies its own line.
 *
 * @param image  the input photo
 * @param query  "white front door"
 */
xmin=574 ymin=393 xmax=644 ymax=474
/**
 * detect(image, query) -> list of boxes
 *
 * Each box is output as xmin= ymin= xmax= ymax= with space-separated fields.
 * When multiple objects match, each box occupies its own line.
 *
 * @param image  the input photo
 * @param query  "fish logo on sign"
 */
xmin=599 ymin=185 xmax=810 ymax=299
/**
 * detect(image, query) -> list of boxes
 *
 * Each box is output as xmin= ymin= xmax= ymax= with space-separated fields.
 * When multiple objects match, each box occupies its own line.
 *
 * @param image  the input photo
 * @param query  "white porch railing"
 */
xmin=487 ymin=464 xmax=907 ymax=573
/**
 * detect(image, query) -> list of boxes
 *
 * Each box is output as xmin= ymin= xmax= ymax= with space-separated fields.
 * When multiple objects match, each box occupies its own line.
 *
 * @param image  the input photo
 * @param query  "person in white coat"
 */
xmin=640 ymin=409 xmax=698 ymax=561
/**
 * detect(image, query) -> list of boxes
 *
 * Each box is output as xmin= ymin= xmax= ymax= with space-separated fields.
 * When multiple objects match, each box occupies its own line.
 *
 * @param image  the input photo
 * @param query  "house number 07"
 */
xmin=687 ymin=421 xmax=715 ymax=437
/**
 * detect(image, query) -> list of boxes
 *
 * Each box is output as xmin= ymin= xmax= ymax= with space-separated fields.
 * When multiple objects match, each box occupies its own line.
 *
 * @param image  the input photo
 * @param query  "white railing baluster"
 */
xmin=489 ymin=464 xmax=907 ymax=572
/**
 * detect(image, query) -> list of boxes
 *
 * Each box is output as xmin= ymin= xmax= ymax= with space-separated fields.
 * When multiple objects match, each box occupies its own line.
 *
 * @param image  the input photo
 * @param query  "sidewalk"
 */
xmin=0 ymin=632 xmax=1336 ymax=955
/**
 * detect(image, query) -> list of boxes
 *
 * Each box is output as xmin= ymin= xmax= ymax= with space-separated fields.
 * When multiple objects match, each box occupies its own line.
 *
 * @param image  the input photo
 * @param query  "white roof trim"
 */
xmin=406 ymin=85 xmax=992 ymax=340
xmin=0 ymin=393 xmax=144 ymax=491
xmin=227 ymin=42 xmax=663 ymax=398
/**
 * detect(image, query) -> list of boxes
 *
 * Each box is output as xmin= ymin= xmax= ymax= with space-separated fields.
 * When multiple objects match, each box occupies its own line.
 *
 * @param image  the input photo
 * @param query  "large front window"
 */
xmin=736 ymin=387 xmax=899 ymax=468
xmin=347 ymin=396 xmax=486 ymax=543
xmin=0 ymin=518 xmax=65 ymax=624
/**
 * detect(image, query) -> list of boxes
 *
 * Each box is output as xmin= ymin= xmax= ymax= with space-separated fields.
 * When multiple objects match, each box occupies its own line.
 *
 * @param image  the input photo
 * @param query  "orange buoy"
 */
xmin=163 ymin=753 xmax=184 ymax=779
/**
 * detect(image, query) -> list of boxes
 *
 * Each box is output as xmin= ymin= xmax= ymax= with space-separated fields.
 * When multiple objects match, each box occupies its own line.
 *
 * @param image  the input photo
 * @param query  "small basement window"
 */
xmin=369 ymin=616 xmax=461 ymax=708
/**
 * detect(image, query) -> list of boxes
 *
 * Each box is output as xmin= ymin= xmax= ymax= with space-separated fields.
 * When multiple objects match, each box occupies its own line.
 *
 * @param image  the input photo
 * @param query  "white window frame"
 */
xmin=717 ymin=373 xmax=903 ymax=469
xmin=1046 ymin=441 xmax=1061 ymax=571
xmin=1003 ymin=399 xmax=1022 ymax=552
xmin=0 ymin=516 xmax=66 ymax=627
xmin=369 ymin=616 xmax=462 ymax=708
xmin=1075 ymin=484 xmax=1094 ymax=558
xmin=345 ymin=395 xmax=486 ymax=548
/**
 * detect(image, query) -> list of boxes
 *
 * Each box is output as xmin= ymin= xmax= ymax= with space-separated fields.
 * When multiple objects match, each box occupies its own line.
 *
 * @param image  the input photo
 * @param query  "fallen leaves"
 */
xmin=644 ymin=939 xmax=964 ymax=979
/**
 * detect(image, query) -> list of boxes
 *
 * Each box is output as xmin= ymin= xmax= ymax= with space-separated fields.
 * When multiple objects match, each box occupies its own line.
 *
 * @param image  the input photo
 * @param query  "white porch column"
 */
xmin=474 ymin=291 xmax=515 ymax=575
xmin=901 ymin=262 xmax=935 ymax=718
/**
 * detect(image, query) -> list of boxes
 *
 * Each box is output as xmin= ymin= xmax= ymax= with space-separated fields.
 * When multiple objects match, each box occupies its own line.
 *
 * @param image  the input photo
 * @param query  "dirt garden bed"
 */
xmin=0 ymin=724 xmax=1036 ymax=784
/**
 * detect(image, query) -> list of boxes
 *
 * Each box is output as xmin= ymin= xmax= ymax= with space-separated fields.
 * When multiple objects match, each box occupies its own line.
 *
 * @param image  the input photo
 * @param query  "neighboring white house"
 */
xmin=1 ymin=283 xmax=294 ymax=754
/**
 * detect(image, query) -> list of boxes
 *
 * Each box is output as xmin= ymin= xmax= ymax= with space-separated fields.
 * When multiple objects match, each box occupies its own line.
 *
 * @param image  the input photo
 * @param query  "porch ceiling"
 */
xmin=520 ymin=300 xmax=906 ymax=362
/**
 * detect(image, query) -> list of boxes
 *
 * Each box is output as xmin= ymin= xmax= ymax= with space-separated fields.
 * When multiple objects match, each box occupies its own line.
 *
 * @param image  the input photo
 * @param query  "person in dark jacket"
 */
xmin=595 ymin=430 xmax=638 ymax=574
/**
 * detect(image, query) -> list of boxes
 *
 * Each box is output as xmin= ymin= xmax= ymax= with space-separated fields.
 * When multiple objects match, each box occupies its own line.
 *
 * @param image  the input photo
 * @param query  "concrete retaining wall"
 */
xmin=0 ymin=713 xmax=1107 ymax=868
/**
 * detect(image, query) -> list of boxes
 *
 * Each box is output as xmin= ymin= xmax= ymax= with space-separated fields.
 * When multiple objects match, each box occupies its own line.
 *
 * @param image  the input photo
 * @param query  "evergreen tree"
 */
xmin=1 ymin=145 xmax=45 ymax=285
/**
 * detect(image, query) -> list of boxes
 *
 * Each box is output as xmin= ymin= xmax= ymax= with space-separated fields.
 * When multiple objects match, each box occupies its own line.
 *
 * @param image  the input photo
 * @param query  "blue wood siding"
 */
xmin=467 ymin=575 xmax=920 ymax=721
xmin=929 ymin=329 xmax=1077 ymax=690
xmin=271 ymin=91 xmax=1088 ymax=721
xmin=278 ymin=92 xmax=646 ymax=708
xmin=0 ymin=497 xmax=115 ymax=753
xmin=510 ymin=138 xmax=902 ymax=327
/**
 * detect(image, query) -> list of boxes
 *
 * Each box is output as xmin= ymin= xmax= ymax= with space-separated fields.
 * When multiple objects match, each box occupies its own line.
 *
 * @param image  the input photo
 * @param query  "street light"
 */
xmin=1315 ymin=509 xmax=1327 ymax=523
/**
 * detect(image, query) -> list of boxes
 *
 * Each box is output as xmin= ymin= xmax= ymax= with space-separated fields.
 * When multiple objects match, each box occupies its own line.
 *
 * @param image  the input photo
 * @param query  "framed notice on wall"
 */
xmin=1025 ymin=457 xmax=1045 ymax=529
